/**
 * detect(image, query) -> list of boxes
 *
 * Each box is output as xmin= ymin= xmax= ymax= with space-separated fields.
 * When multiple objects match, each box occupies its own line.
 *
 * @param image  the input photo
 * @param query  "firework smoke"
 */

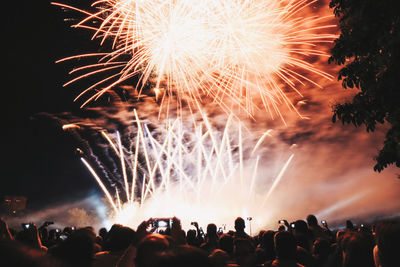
xmin=64 ymin=110 xmax=294 ymax=232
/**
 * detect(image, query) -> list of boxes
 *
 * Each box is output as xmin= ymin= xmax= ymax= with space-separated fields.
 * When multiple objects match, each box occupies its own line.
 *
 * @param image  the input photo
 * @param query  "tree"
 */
xmin=329 ymin=0 xmax=400 ymax=172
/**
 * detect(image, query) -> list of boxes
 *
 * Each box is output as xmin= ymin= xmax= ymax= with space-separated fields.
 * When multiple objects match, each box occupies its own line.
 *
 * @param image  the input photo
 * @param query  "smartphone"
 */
xmin=321 ymin=220 xmax=327 ymax=226
xmin=22 ymin=223 xmax=30 ymax=230
xmin=290 ymin=223 xmax=295 ymax=229
xmin=153 ymin=218 xmax=173 ymax=228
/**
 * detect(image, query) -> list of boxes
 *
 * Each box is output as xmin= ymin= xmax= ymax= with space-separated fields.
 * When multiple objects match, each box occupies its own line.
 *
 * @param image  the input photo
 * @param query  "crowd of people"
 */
xmin=0 ymin=215 xmax=399 ymax=267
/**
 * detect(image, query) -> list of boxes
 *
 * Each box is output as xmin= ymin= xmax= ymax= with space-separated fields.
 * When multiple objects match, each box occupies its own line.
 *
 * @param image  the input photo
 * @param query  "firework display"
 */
xmin=69 ymin=111 xmax=293 ymax=231
xmin=54 ymin=0 xmax=335 ymax=119
xmin=54 ymin=0 xmax=336 ymax=231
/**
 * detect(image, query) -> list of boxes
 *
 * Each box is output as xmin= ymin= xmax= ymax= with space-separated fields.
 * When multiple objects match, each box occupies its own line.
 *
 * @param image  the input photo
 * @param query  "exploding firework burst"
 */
xmin=67 ymin=111 xmax=294 ymax=231
xmin=54 ymin=0 xmax=335 ymax=119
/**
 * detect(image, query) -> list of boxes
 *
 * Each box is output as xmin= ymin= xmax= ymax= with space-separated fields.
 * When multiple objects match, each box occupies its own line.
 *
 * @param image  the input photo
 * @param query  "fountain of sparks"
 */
xmin=71 ymin=110 xmax=294 ymax=232
xmin=54 ymin=0 xmax=336 ymax=119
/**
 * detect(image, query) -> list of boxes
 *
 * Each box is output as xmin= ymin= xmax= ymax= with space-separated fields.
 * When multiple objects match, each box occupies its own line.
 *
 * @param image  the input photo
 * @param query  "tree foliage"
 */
xmin=329 ymin=0 xmax=400 ymax=172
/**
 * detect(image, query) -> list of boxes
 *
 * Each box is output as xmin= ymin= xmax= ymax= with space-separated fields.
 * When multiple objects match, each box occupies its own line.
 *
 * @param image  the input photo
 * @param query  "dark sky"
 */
xmin=2 ymin=0 xmax=100 ymax=208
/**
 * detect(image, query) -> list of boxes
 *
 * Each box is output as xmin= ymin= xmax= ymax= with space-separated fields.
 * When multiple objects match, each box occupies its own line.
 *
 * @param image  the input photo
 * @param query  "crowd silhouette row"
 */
xmin=0 ymin=214 xmax=399 ymax=267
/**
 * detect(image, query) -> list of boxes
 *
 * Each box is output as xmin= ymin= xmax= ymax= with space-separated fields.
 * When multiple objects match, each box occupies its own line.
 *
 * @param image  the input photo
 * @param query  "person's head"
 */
xmin=374 ymin=219 xmax=400 ymax=267
xmin=207 ymin=224 xmax=218 ymax=239
xmin=257 ymin=230 xmax=266 ymax=243
xmin=103 ymin=224 xmax=135 ymax=252
xmin=234 ymin=217 xmax=245 ymax=233
xmin=52 ymin=228 xmax=97 ymax=267
xmin=209 ymin=249 xmax=229 ymax=267
xmin=341 ymin=231 xmax=375 ymax=267
xmin=294 ymin=220 xmax=309 ymax=235
xmin=260 ymin=230 xmax=275 ymax=249
xmin=260 ymin=230 xmax=276 ymax=261
xmin=98 ymin=227 xmax=107 ymax=239
xmin=186 ymin=229 xmax=197 ymax=245
xmin=135 ymin=233 xmax=169 ymax=267
xmin=346 ymin=220 xmax=354 ymax=230
xmin=219 ymin=234 xmax=234 ymax=256
xmin=306 ymin=215 xmax=318 ymax=227
xmin=274 ymin=231 xmax=297 ymax=260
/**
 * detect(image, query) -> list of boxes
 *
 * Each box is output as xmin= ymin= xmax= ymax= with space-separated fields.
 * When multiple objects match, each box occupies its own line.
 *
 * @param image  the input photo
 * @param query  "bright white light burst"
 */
xmin=55 ymin=0 xmax=335 ymax=119
xmin=74 ymin=112 xmax=294 ymax=232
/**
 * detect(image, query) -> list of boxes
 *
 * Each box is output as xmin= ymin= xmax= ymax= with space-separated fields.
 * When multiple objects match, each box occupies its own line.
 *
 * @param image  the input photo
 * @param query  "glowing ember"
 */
xmin=54 ymin=0 xmax=335 ymax=119
xmin=73 ymin=112 xmax=294 ymax=232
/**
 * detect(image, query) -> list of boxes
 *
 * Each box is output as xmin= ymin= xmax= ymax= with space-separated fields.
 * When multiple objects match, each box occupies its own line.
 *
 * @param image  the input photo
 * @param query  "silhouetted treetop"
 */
xmin=329 ymin=0 xmax=400 ymax=172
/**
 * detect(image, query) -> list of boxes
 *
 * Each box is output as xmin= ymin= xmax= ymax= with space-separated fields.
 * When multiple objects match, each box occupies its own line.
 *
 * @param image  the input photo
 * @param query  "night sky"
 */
xmin=3 ymin=0 xmax=400 ymax=225
xmin=3 ymin=0 xmax=100 ymax=208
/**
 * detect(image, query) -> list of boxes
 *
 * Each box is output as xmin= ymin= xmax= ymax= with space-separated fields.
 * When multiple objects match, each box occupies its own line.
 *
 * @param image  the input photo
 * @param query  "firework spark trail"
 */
xmin=54 ymin=0 xmax=335 ymax=119
xmin=74 ymin=112 xmax=294 ymax=230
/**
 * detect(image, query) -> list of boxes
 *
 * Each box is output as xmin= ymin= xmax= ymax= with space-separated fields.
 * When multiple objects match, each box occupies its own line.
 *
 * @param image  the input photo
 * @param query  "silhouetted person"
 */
xmin=255 ymin=230 xmax=275 ymax=264
xmin=306 ymin=215 xmax=329 ymax=242
xmin=99 ymin=227 xmax=108 ymax=241
xmin=345 ymin=220 xmax=354 ymax=231
xmin=233 ymin=217 xmax=253 ymax=242
xmin=341 ymin=231 xmax=375 ymax=267
xmin=50 ymin=228 xmax=97 ymax=267
xmin=293 ymin=220 xmax=313 ymax=252
xmin=218 ymin=233 xmax=234 ymax=259
xmin=15 ymin=223 xmax=47 ymax=252
xmin=201 ymin=223 xmax=219 ymax=253
xmin=186 ymin=229 xmax=201 ymax=247
xmin=94 ymin=224 xmax=135 ymax=267
xmin=373 ymin=219 xmax=400 ymax=267
xmin=135 ymin=233 xmax=169 ymax=267
xmin=264 ymin=231 xmax=303 ymax=267
xmin=208 ymin=249 xmax=230 ymax=267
